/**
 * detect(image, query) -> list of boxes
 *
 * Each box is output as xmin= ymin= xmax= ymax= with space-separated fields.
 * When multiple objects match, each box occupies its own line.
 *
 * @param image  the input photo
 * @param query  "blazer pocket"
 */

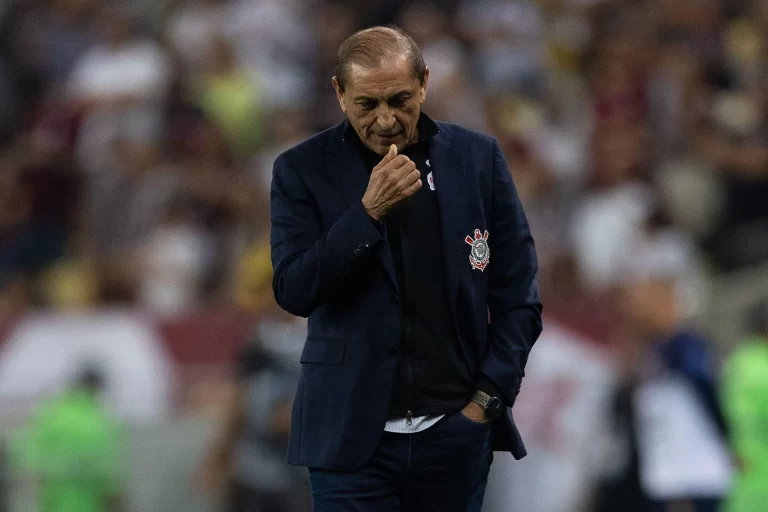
xmin=300 ymin=337 xmax=346 ymax=366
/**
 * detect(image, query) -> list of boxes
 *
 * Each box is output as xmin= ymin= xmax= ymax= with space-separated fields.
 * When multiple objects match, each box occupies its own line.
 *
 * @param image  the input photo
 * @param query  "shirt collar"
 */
xmin=344 ymin=112 xmax=439 ymax=150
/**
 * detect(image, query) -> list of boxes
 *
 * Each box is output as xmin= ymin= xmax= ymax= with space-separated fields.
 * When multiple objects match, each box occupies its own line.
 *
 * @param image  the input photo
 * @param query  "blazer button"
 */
xmin=391 ymin=293 xmax=400 ymax=304
xmin=388 ymin=345 xmax=398 ymax=355
xmin=353 ymin=248 xmax=363 ymax=256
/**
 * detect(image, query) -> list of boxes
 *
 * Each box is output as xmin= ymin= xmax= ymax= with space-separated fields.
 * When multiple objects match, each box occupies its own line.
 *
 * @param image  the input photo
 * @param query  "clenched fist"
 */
xmin=362 ymin=145 xmax=422 ymax=221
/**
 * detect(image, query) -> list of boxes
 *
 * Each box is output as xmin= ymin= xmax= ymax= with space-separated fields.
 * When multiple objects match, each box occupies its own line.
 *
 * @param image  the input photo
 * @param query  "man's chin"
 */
xmin=370 ymin=135 xmax=406 ymax=154
xmin=367 ymin=142 xmax=393 ymax=156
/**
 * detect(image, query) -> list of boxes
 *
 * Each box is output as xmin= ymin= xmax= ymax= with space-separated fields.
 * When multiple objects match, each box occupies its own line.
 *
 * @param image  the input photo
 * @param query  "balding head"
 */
xmin=334 ymin=26 xmax=426 ymax=93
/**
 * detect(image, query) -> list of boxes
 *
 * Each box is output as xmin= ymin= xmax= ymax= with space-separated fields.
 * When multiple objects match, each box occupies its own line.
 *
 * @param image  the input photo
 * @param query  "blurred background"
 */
xmin=1 ymin=0 xmax=768 ymax=510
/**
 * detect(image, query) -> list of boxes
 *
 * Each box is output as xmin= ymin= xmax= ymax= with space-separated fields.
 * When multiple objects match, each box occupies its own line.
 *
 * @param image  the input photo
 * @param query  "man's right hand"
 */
xmin=362 ymin=144 xmax=422 ymax=221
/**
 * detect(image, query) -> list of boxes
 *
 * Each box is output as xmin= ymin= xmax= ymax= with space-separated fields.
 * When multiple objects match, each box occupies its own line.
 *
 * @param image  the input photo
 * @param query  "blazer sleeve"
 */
xmin=270 ymin=151 xmax=385 ymax=317
xmin=480 ymin=138 xmax=543 ymax=407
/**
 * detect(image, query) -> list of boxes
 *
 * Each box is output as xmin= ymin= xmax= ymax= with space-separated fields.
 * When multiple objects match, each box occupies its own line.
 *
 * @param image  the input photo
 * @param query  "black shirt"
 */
xmin=346 ymin=114 xmax=476 ymax=417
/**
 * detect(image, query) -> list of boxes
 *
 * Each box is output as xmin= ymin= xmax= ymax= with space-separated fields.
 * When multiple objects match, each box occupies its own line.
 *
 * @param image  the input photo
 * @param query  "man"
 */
xmin=270 ymin=26 xmax=542 ymax=511
xmin=596 ymin=231 xmax=731 ymax=512
xmin=10 ymin=367 xmax=125 ymax=512
xmin=722 ymin=301 xmax=768 ymax=512
xmin=197 ymin=310 xmax=311 ymax=512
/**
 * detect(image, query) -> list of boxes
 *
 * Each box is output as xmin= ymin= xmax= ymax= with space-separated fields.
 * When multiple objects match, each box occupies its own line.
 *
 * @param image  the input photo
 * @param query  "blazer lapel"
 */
xmin=325 ymin=122 xmax=399 ymax=291
xmin=429 ymin=129 xmax=467 ymax=319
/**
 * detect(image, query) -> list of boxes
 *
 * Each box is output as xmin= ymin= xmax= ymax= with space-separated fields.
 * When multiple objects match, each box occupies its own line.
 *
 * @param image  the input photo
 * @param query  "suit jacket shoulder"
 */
xmin=434 ymin=120 xmax=496 ymax=146
xmin=273 ymin=123 xmax=339 ymax=172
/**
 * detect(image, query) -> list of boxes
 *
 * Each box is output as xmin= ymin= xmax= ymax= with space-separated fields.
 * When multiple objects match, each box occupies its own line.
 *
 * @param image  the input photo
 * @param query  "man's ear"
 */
xmin=419 ymin=67 xmax=430 ymax=103
xmin=332 ymin=76 xmax=347 ymax=114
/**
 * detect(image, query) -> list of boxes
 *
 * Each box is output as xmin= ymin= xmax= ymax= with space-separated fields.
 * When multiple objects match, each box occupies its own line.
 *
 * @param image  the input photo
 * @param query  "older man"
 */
xmin=270 ymin=26 xmax=542 ymax=511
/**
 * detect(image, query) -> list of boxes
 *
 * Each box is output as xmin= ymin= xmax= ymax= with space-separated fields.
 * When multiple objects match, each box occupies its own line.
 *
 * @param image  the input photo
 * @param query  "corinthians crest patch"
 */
xmin=465 ymin=229 xmax=490 ymax=271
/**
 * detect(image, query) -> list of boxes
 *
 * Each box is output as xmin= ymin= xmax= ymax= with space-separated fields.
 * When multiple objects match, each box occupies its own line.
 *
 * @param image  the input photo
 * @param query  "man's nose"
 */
xmin=376 ymin=109 xmax=396 ymax=132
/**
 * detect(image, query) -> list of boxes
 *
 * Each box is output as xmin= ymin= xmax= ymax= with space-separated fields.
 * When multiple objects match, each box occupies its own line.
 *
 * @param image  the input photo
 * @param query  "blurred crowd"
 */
xmin=2 ymin=0 xmax=768 ymax=324
xmin=1 ymin=0 xmax=768 ymax=511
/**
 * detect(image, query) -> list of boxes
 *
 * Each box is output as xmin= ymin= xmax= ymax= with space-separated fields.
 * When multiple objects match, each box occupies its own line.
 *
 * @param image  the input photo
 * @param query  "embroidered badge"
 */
xmin=427 ymin=171 xmax=435 ymax=191
xmin=465 ymin=229 xmax=490 ymax=271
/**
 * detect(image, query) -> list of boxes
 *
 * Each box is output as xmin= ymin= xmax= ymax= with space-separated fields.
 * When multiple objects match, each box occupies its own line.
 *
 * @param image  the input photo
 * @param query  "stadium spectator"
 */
xmin=596 ymin=225 xmax=732 ymax=512
xmin=196 ymin=310 xmax=310 ymax=512
xmin=9 ymin=366 xmax=126 ymax=512
xmin=67 ymin=3 xmax=171 ymax=175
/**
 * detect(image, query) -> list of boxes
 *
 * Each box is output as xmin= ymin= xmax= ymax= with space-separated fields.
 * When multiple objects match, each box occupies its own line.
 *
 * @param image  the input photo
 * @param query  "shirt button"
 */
xmin=388 ymin=345 xmax=398 ymax=355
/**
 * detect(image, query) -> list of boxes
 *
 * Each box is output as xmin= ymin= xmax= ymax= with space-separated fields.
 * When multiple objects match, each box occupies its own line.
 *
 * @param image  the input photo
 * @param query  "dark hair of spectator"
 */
xmin=334 ymin=26 xmax=426 ymax=92
xmin=78 ymin=366 xmax=106 ymax=394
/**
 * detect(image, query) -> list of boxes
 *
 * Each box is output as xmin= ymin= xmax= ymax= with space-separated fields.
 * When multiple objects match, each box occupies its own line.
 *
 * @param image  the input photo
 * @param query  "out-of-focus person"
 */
xmin=195 ymin=35 xmax=263 ymax=159
xmin=172 ymin=119 xmax=255 ymax=301
xmin=596 ymin=225 xmax=732 ymax=512
xmin=721 ymin=301 xmax=768 ymax=512
xmin=67 ymin=2 xmax=171 ymax=175
xmin=9 ymin=367 xmax=126 ymax=512
xmin=198 ymin=220 xmax=309 ymax=511
xmin=165 ymin=0 xmax=230 ymax=79
xmin=136 ymin=195 xmax=214 ymax=316
xmin=0 ymin=152 xmax=67 ymax=289
xmin=196 ymin=310 xmax=310 ymax=512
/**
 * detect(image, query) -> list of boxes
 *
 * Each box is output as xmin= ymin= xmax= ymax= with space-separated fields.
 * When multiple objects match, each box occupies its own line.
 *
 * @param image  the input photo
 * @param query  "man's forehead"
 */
xmin=345 ymin=59 xmax=419 ymax=95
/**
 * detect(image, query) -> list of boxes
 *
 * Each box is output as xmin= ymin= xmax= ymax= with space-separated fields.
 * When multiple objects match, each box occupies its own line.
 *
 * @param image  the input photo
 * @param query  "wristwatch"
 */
xmin=471 ymin=390 xmax=506 ymax=420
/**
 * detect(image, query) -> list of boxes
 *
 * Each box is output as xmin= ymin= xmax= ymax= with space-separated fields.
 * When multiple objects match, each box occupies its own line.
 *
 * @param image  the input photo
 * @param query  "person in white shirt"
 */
xmin=67 ymin=3 xmax=171 ymax=176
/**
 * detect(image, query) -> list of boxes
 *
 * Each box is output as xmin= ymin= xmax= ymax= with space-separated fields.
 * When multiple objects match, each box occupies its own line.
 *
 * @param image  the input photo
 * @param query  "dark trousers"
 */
xmin=228 ymin=480 xmax=311 ymax=512
xmin=308 ymin=411 xmax=494 ymax=512
xmin=228 ymin=482 xmax=287 ymax=512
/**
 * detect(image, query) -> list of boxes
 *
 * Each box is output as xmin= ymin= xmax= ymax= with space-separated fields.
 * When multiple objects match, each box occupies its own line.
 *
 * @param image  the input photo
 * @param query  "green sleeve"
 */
xmin=722 ymin=348 xmax=768 ymax=464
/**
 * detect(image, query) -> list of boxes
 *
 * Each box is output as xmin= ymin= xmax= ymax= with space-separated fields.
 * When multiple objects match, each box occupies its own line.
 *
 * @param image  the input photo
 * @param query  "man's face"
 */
xmin=333 ymin=56 xmax=428 ymax=155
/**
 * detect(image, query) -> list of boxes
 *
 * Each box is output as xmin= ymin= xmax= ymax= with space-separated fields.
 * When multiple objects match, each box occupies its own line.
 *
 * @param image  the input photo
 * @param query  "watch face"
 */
xmin=487 ymin=397 xmax=505 ymax=418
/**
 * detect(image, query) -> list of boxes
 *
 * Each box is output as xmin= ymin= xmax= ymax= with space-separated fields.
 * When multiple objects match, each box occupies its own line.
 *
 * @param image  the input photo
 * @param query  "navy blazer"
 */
xmin=270 ymin=118 xmax=543 ymax=471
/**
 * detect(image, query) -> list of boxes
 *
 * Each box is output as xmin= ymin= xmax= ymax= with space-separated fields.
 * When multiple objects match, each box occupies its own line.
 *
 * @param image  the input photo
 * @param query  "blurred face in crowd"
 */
xmin=333 ymin=56 xmax=428 ymax=155
xmin=624 ymin=277 xmax=680 ymax=335
xmin=206 ymin=37 xmax=237 ymax=75
xmin=101 ymin=8 xmax=135 ymax=47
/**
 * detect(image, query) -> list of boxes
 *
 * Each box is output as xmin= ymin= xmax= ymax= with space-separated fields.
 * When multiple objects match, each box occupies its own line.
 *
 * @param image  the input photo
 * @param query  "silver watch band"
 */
xmin=471 ymin=390 xmax=492 ymax=409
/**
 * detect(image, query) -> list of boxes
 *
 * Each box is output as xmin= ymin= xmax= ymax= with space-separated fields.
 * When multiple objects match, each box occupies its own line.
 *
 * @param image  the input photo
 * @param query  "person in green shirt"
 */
xmin=10 ymin=367 xmax=125 ymax=512
xmin=722 ymin=302 xmax=768 ymax=512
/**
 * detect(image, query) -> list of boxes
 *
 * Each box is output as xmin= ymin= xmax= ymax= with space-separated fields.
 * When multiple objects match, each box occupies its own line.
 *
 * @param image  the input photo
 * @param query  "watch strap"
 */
xmin=471 ymin=390 xmax=492 ymax=409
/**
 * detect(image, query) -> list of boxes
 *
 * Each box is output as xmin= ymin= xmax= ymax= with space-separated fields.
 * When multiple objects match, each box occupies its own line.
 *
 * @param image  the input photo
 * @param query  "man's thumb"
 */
xmin=383 ymin=144 xmax=397 ymax=161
